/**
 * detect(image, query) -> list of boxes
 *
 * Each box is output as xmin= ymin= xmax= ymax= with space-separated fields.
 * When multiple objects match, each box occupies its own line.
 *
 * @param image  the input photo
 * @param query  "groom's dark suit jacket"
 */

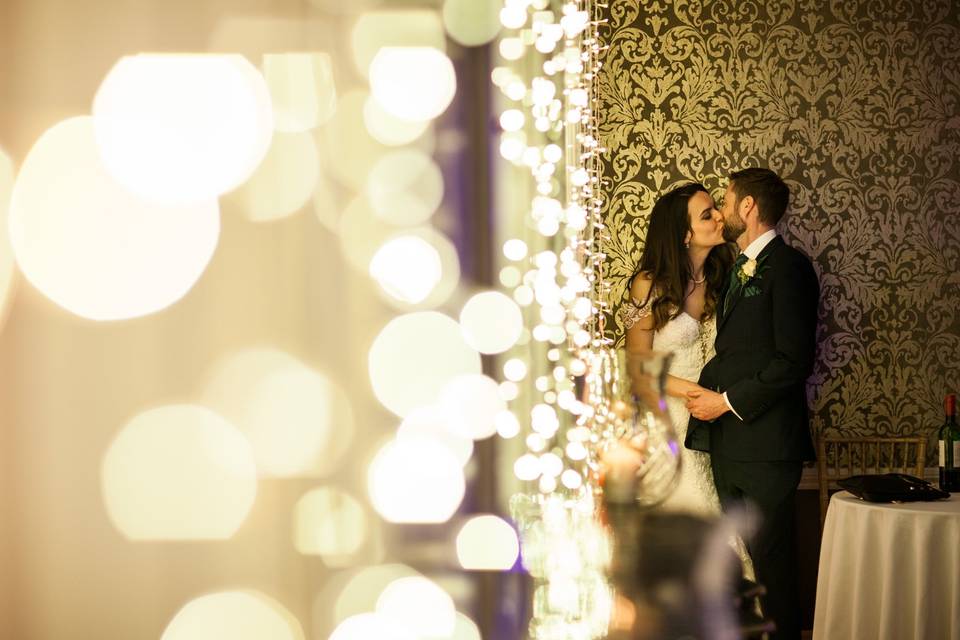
xmin=686 ymin=235 xmax=818 ymax=461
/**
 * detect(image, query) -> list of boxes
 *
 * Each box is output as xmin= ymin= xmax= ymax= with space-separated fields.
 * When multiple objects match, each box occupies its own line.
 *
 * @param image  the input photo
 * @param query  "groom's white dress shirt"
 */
xmin=722 ymin=228 xmax=778 ymax=420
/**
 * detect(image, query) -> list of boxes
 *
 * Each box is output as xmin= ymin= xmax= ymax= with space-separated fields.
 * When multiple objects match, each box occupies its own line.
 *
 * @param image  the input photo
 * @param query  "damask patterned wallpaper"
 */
xmin=598 ymin=0 xmax=960 ymax=446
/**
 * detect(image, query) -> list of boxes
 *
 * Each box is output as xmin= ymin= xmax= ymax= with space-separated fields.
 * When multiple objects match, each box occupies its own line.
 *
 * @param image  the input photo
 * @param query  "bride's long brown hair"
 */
xmin=631 ymin=183 xmax=734 ymax=331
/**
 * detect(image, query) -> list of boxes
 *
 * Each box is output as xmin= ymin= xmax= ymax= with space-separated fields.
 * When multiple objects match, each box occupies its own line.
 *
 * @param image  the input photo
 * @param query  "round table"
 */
xmin=813 ymin=491 xmax=960 ymax=640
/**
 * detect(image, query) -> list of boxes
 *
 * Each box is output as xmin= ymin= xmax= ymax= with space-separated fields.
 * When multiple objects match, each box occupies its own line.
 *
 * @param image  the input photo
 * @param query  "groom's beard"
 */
xmin=722 ymin=222 xmax=744 ymax=243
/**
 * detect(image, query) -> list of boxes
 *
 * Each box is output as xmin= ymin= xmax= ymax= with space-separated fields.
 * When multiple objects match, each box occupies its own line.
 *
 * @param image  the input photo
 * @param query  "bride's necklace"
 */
xmin=690 ymin=273 xmax=706 ymax=285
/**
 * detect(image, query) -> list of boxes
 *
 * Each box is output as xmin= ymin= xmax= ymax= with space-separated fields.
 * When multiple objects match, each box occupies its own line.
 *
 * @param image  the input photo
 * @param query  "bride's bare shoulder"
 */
xmin=628 ymin=271 xmax=655 ymax=304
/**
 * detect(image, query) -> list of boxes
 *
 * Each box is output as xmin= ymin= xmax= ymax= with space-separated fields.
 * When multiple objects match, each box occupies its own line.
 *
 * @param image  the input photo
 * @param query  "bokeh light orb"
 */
xmin=450 ymin=612 xmax=483 ymax=640
xmin=203 ymin=348 xmax=354 ymax=478
xmin=369 ymin=47 xmax=456 ymax=122
xmin=439 ymin=374 xmax=505 ymax=440
xmin=495 ymin=410 xmax=521 ymax=438
xmin=363 ymin=96 xmax=430 ymax=146
xmin=332 ymin=564 xmax=421 ymax=626
xmin=456 ymin=515 xmax=520 ymax=570
xmin=350 ymin=10 xmax=446 ymax=76
xmin=368 ymin=436 xmax=465 ymax=523
xmin=459 ymin=291 xmax=524 ymax=354
xmin=396 ymin=227 xmax=461 ymax=309
xmin=9 ymin=116 xmax=219 ymax=320
xmin=369 ymin=235 xmax=441 ymax=304
xmin=366 ymin=149 xmax=443 ymax=226
xmin=101 ymin=404 xmax=257 ymax=540
xmin=93 ymin=54 xmax=273 ymax=205
xmin=329 ymin=613 xmax=415 ymax=640
xmin=232 ymin=131 xmax=319 ymax=222
xmin=294 ymin=487 xmax=367 ymax=564
xmin=368 ymin=312 xmax=480 ymax=416
xmin=263 ymin=52 xmax=336 ymax=132
xmin=161 ymin=591 xmax=304 ymax=640
xmin=376 ymin=576 xmax=456 ymax=638
xmin=397 ymin=404 xmax=473 ymax=466
xmin=442 ymin=0 xmax=502 ymax=46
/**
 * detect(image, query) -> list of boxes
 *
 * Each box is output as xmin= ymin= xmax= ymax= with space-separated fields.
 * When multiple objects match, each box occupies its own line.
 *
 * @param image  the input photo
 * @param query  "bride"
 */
xmin=616 ymin=182 xmax=754 ymax=577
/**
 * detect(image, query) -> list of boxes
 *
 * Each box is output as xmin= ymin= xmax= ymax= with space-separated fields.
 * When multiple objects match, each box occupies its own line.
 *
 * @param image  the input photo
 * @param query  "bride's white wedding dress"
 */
xmin=620 ymin=298 xmax=755 ymax=580
xmin=653 ymin=311 xmax=723 ymax=516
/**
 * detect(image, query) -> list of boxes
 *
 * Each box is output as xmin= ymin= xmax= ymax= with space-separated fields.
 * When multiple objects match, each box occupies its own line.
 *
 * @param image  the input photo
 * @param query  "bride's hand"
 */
xmin=686 ymin=388 xmax=728 ymax=420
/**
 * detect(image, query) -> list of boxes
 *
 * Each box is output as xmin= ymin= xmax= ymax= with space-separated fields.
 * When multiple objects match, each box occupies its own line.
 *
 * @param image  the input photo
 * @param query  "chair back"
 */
xmin=816 ymin=436 xmax=927 ymax=530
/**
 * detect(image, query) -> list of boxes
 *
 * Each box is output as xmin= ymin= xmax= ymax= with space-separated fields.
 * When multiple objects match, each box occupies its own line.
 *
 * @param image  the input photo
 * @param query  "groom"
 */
xmin=685 ymin=168 xmax=818 ymax=639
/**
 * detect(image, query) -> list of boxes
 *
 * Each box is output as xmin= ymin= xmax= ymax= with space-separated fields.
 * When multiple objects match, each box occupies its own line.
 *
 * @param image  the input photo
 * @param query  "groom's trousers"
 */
xmin=710 ymin=453 xmax=803 ymax=640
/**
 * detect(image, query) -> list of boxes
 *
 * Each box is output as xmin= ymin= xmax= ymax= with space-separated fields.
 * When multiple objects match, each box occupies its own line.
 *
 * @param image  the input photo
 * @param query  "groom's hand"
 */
xmin=686 ymin=389 xmax=729 ymax=421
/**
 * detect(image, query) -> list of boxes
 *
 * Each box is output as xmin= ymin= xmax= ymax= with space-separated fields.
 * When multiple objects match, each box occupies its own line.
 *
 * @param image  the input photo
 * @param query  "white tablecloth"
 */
xmin=813 ymin=491 xmax=960 ymax=640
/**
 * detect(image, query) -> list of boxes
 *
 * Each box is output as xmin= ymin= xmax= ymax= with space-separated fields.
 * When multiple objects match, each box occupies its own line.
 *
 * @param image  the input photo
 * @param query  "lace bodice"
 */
xmin=654 ymin=312 xmax=716 ymax=381
xmin=618 ymin=292 xmax=716 ymax=378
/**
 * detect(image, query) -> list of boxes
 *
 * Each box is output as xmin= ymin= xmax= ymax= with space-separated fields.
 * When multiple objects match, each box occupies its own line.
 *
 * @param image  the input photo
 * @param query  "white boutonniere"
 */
xmin=737 ymin=258 xmax=757 ymax=283
xmin=735 ymin=256 xmax=769 ymax=297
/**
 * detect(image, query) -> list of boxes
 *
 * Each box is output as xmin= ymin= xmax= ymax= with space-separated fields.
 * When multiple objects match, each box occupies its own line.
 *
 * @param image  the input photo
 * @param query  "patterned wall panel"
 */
xmin=598 ymin=0 xmax=960 ymax=446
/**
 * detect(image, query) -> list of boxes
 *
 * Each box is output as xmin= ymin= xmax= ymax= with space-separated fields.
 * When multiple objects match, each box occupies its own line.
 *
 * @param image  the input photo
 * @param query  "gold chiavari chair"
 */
xmin=816 ymin=436 xmax=927 ymax=531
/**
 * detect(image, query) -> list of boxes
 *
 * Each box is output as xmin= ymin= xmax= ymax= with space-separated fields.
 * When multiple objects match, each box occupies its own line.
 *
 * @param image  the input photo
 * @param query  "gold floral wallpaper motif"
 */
xmin=598 ymin=0 xmax=960 ymax=446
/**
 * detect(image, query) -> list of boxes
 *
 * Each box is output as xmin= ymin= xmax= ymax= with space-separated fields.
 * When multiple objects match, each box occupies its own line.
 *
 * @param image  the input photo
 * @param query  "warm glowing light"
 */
xmin=405 ymin=227 xmax=461 ymax=308
xmin=439 ymin=374 xmax=506 ymax=440
xmin=263 ymin=52 xmax=336 ymax=132
xmin=503 ymin=238 xmax=528 ymax=261
xmin=561 ymin=469 xmax=583 ymax=489
xmin=329 ymin=613 xmax=414 ymax=640
xmin=369 ymin=47 xmax=456 ymax=122
xmin=93 ymin=54 xmax=272 ymax=204
xmin=370 ymin=235 xmax=442 ymax=304
xmin=101 ymin=405 xmax=256 ymax=540
xmin=367 ymin=149 xmax=443 ymax=226
xmin=202 ymin=348 xmax=354 ymax=478
xmin=363 ymin=96 xmax=431 ymax=146
xmin=456 ymin=515 xmax=520 ymax=570
xmin=398 ymin=404 xmax=473 ymax=466
xmin=543 ymin=143 xmax=562 ymax=163
xmin=499 ymin=109 xmax=525 ymax=132
xmin=332 ymin=564 xmax=420 ymax=626
xmin=442 ymin=0 xmax=502 ymax=46
xmin=495 ymin=410 xmax=522 ymax=438
xmin=161 ymin=591 xmax=304 ymax=640
xmin=500 ymin=5 xmax=527 ymax=28
xmin=294 ymin=487 xmax=367 ymax=564
xmin=320 ymin=89 xmax=387 ymax=189
xmin=500 ymin=266 xmax=521 ymax=287
xmin=459 ymin=291 xmax=524 ymax=354
xmin=232 ymin=131 xmax=319 ymax=221
xmin=368 ymin=436 xmax=465 ymax=523
xmin=450 ymin=613 xmax=483 ymax=640
xmin=503 ymin=358 xmax=527 ymax=381
xmin=514 ymin=453 xmax=541 ymax=480
xmin=350 ymin=10 xmax=445 ymax=76
xmin=377 ymin=576 xmax=456 ymax=638
xmin=499 ymin=38 xmax=525 ymax=60
xmin=368 ymin=311 xmax=480 ymax=416
xmin=9 ymin=117 xmax=219 ymax=320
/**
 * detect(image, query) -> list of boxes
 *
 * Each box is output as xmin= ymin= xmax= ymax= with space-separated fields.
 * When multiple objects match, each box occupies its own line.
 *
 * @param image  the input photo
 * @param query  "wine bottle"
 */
xmin=937 ymin=393 xmax=960 ymax=492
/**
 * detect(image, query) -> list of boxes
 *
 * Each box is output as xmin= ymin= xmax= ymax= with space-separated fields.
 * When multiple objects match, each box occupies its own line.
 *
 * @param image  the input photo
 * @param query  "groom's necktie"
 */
xmin=723 ymin=253 xmax=749 ymax=317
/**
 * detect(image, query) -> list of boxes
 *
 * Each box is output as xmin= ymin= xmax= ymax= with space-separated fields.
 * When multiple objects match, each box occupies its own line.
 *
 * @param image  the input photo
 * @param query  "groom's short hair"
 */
xmin=729 ymin=168 xmax=789 ymax=226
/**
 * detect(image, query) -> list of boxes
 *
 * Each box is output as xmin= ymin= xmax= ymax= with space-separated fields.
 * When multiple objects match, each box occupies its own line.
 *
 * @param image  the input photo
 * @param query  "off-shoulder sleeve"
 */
xmin=617 ymin=294 xmax=654 ymax=330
